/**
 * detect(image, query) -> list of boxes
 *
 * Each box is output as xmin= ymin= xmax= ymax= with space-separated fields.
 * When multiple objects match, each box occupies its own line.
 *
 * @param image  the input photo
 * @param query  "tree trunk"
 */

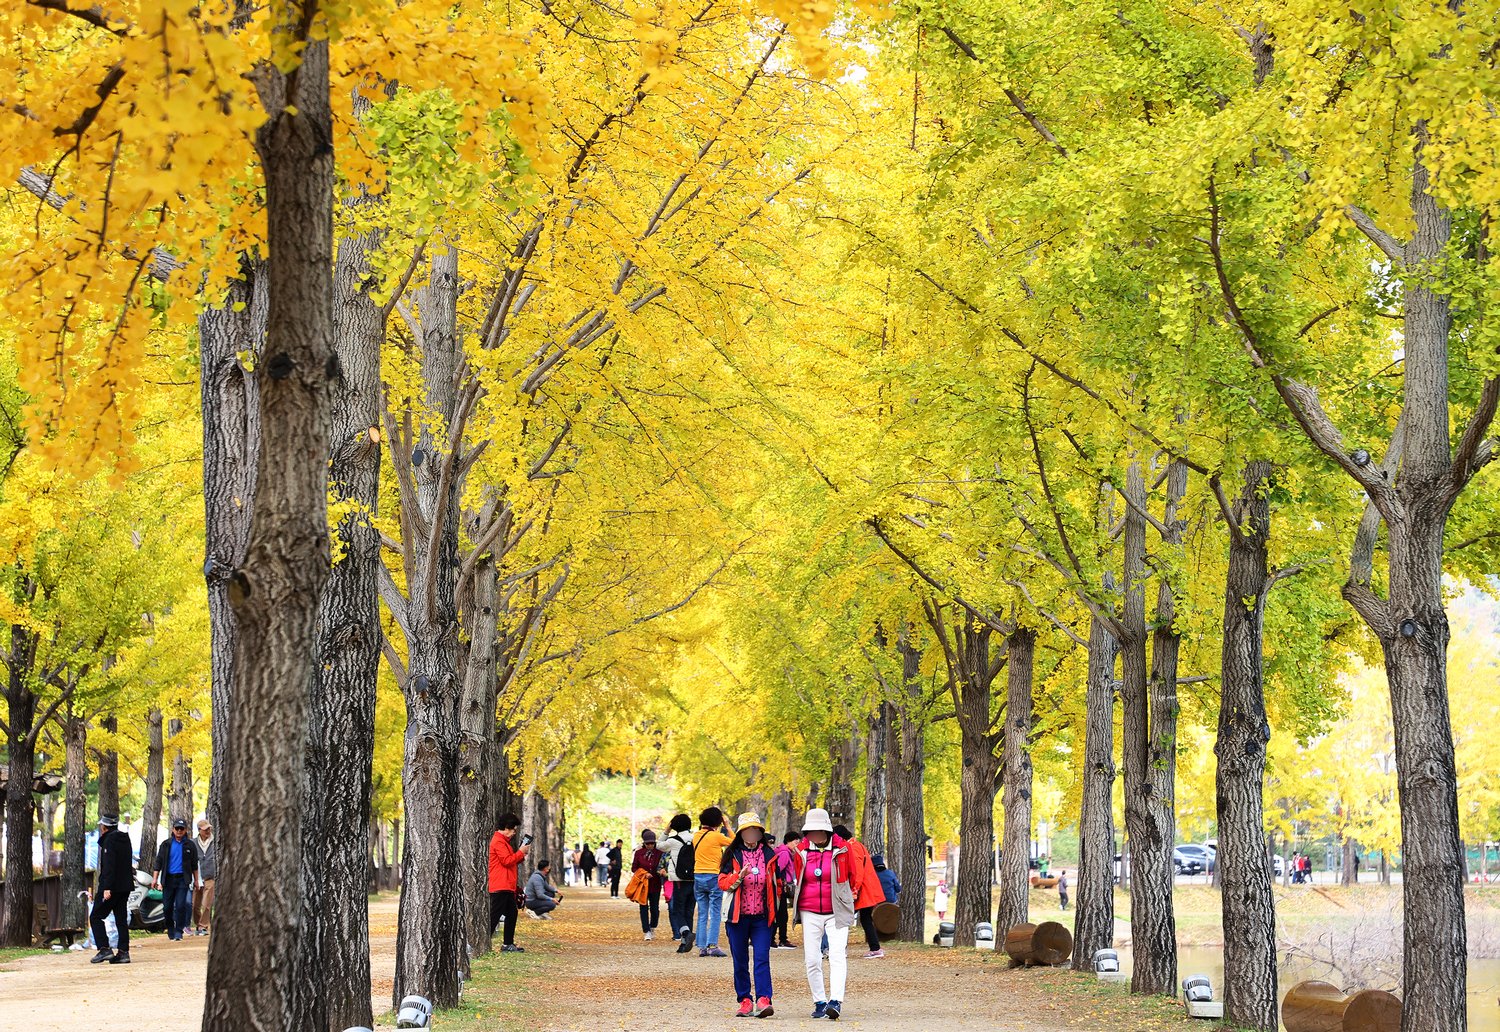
xmin=769 ymin=788 xmax=793 ymax=843
xmin=393 ymin=246 xmax=466 ymax=1010
xmin=95 ymin=714 xmax=119 ymax=819
xmin=1 ymin=624 xmax=38 ymax=946
xmin=1119 ymin=461 xmax=1175 ymax=996
xmin=139 ymin=708 xmax=164 ymax=876
xmin=889 ymin=632 xmax=928 ymax=942
xmin=293 ymin=186 xmax=387 ymax=1032
xmin=199 ymin=259 xmax=267 ymax=837
xmin=62 ymin=710 xmax=88 ymax=928
xmin=459 ymin=554 xmax=500 ymax=957
xmin=168 ymin=717 xmax=193 ymax=827
xmin=860 ymin=704 xmax=890 ymax=855
xmin=824 ymin=730 xmax=858 ymax=829
xmin=1215 ymin=459 xmax=1278 ymax=1031
xmin=1073 ymin=611 xmax=1117 ymax=971
xmin=996 ymin=628 xmax=1035 ymax=933
xmin=201 ymin=28 xmax=335 ymax=1032
xmin=1342 ymin=837 xmax=1358 ymax=887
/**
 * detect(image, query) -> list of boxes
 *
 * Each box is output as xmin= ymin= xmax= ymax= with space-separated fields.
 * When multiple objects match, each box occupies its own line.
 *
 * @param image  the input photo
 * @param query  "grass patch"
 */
xmin=0 ymin=946 xmax=52 ymax=969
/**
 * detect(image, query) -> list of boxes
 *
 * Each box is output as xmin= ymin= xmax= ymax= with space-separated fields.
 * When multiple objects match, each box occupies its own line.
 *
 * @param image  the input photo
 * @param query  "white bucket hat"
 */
xmin=802 ymin=808 xmax=834 ymax=834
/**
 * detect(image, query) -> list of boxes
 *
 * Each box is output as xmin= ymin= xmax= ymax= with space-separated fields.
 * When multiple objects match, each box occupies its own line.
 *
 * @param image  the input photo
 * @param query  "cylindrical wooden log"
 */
xmin=1003 ymin=921 xmax=1073 ymax=966
xmin=1282 ymin=980 xmax=1349 ymax=1032
xmin=872 ymin=902 xmax=900 ymax=937
xmin=1342 ymin=990 xmax=1401 ymax=1032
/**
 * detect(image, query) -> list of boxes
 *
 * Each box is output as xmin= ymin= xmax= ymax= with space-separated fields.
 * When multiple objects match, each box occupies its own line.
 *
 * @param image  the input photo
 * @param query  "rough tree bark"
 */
xmin=391 ymin=247 xmax=466 ymax=1009
xmin=95 ymin=713 xmax=119 ymax=819
xmin=199 ymin=259 xmax=267 ymax=837
xmin=860 ymin=704 xmax=889 ymax=855
xmin=1119 ymin=460 xmax=1176 ymax=996
xmin=996 ymin=627 xmax=1036 ymax=934
xmin=139 ymin=708 xmax=164 ymax=876
xmin=201 ymin=24 xmax=336 ymax=1032
xmin=0 ymin=622 xmax=39 ymax=946
xmin=824 ymin=730 xmax=859 ymax=828
xmin=1072 ymin=611 xmax=1118 ymax=971
xmin=168 ymin=717 xmax=194 ymax=826
xmin=458 ymin=553 xmax=500 ymax=957
xmin=62 ymin=707 xmax=88 ymax=927
xmin=292 ymin=199 xmax=387 ymax=1032
xmin=1214 ymin=460 xmax=1278 ymax=1031
xmin=887 ymin=629 xmax=928 ymax=943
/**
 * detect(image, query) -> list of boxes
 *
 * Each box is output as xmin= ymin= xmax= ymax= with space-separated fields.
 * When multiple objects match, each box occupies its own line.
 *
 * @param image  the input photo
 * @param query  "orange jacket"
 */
xmin=846 ymin=838 xmax=884 ymax=909
xmin=488 ymin=831 xmax=529 ymax=892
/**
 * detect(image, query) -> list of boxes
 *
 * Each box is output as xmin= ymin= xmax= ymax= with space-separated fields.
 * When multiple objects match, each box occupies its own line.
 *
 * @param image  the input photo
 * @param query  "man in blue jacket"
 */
xmin=152 ymin=818 xmax=200 ymax=941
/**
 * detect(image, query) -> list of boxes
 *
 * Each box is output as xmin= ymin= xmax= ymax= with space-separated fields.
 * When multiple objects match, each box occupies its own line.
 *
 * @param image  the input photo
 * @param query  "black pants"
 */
xmin=775 ymin=887 xmax=791 ymax=944
xmin=489 ymin=890 xmax=518 ymax=946
xmin=90 ymin=890 xmax=130 ymax=953
xmin=1059 ymin=891 xmax=1069 ymax=910
xmin=858 ymin=906 xmax=879 ymax=952
xmin=639 ymin=881 xmax=661 ymax=931
xmin=582 ymin=865 xmax=594 ymax=885
xmin=669 ymin=880 xmax=696 ymax=939
xmin=609 ymin=866 xmax=622 ymax=896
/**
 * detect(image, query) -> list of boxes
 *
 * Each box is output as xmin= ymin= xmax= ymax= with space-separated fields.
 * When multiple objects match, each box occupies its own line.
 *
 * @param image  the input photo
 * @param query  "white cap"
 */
xmin=802 ymin=808 xmax=834 ymax=834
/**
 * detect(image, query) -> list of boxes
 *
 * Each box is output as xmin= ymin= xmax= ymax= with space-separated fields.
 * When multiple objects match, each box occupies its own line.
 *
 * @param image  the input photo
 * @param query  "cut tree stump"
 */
xmin=1282 ymin=980 xmax=1401 ymax=1032
xmin=1003 ymin=921 xmax=1072 ymax=967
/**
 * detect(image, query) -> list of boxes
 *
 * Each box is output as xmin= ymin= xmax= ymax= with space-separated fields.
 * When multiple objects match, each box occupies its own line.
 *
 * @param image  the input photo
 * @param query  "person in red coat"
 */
xmin=489 ymin=812 xmax=531 ymax=952
xmin=833 ymin=824 xmax=887 ymax=959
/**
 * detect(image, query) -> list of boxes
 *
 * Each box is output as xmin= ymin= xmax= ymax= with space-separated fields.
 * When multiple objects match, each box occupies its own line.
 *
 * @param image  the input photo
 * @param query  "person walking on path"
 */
xmin=934 ymin=880 xmax=949 ymax=920
xmin=772 ymin=832 xmax=799 ymax=949
xmin=525 ymin=860 xmax=562 ymax=917
xmin=659 ymin=813 xmax=697 ymax=951
xmin=580 ymin=843 xmax=596 ymax=886
xmin=718 ymin=813 xmax=780 ymax=1017
xmin=1057 ymin=870 xmax=1070 ymax=911
xmin=192 ymin=820 xmax=216 ymax=936
xmin=89 ymin=814 xmax=133 ymax=965
xmin=609 ymin=839 xmax=625 ymax=897
xmin=632 ymin=829 xmax=665 ymax=940
xmin=792 ymin=808 xmax=856 ymax=1020
xmin=693 ymin=806 xmax=733 ymax=958
xmin=152 ymin=818 xmax=201 ymax=941
xmin=833 ymin=824 xmax=886 ymax=960
xmin=489 ymin=813 xmax=532 ymax=952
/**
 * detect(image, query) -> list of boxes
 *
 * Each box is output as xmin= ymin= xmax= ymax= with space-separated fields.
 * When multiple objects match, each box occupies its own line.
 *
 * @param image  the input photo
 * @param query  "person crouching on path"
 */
xmin=632 ymin=829 xmax=665 ymax=940
xmin=832 ymin=824 xmax=886 ymax=960
xmin=489 ymin=813 xmax=531 ymax=952
xmin=526 ymin=860 xmax=562 ymax=917
xmin=793 ymin=808 xmax=855 ymax=1020
xmin=718 ymin=812 xmax=779 ymax=1018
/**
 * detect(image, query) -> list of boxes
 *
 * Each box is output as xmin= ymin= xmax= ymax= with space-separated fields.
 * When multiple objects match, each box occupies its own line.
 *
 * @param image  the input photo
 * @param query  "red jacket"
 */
xmin=718 ymin=843 xmax=779 ymax=925
xmin=846 ymin=838 xmax=884 ymax=909
xmin=488 ymin=831 xmax=528 ymax=892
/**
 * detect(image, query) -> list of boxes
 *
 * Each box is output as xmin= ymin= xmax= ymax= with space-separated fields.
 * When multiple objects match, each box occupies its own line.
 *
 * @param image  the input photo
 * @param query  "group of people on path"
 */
xmin=86 ymin=813 xmax=219 ymax=966
xmin=572 ymin=839 xmax=624 ymax=893
xmin=620 ymin=806 xmax=900 ymax=1020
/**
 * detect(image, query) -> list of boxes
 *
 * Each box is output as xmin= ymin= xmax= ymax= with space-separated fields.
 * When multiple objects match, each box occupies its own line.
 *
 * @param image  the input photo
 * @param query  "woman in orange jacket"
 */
xmin=488 ymin=812 xmax=531 ymax=952
xmin=718 ymin=812 xmax=780 ymax=1018
xmin=833 ymin=824 xmax=887 ymax=959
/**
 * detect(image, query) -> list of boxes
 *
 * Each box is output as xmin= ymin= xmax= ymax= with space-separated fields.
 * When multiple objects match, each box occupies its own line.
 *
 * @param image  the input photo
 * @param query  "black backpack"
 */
xmin=675 ymin=831 xmax=704 ymax=881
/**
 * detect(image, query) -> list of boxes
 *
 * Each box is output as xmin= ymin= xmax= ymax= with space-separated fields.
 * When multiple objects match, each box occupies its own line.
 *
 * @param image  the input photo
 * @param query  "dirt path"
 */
xmin=0 ymin=895 xmax=402 ymax=1032
xmin=526 ymin=885 xmax=1190 ymax=1031
xmin=0 ymin=888 xmax=1193 ymax=1032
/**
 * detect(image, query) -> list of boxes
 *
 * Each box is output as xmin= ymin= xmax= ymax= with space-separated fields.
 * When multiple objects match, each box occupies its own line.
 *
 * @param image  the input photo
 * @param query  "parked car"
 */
xmin=1173 ymin=846 xmax=1206 ymax=876
xmin=1176 ymin=843 xmax=1215 ymax=874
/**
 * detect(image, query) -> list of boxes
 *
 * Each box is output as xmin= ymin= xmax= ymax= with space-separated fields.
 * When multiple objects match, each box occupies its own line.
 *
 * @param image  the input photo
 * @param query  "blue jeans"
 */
xmin=163 ymin=875 xmax=192 ymax=939
xmin=694 ymin=873 xmax=722 ymax=947
xmin=726 ymin=917 xmax=773 ymax=1002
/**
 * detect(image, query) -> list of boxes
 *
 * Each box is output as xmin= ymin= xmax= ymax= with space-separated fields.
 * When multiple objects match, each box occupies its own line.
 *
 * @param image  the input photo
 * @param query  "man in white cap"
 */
xmin=89 ymin=814 xmax=134 ymax=964
xmin=791 ymin=808 xmax=856 ymax=1020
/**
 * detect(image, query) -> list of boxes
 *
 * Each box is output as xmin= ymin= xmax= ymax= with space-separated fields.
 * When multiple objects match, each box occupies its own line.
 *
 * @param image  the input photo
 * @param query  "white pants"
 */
xmin=801 ymin=911 xmax=849 ymax=1003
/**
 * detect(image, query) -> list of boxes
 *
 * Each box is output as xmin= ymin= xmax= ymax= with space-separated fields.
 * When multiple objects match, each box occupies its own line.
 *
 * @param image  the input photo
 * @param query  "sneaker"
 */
xmin=644 ymin=930 xmax=654 ymax=941
xmin=708 ymin=947 xmax=728 ymax=957
xmin=864 ymin=949 xmax=885 ymax=959
xmin=811 ymin=1002 xmax=828 ymax=1019
xmin=825 ymin=1000 xmax=841 ymax=1020
xmin=756 ymin=997 xmax=774 ymax=1018
xmin=90 ymin=949 xmax=113 ymax=964
xmin=501 ymin=944 xmax=526 ymax=953
xmin=108 ymin=952 xmax=131 ymax=965
xmin=737 ymin=999 xmax=755 ymax=1018
xmin=676 ymin=942 xmax=691 ymax=954
xmin=700 ymin=949 xmax=711 ymax=957
xmin=682 ymin=929 xmax=696 ymax=951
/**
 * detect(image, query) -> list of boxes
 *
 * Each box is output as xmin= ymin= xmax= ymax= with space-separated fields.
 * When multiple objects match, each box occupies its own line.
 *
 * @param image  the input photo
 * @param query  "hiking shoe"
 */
xmin=737 ymin=998 xmax=755 ymax=1018
xmin=676 ymin=942 xmax=691 ymax=954
xmin=108 ymin=952 xmax=131 ymax=965
xmin=682 ymin=929 xmax=696 ymax=950
xmin=501 ymin=944 xmax=526 ymax=953
xmin=756 ymin=997 xmax=774 ymax=1018
xmin=811 ymin=1002 xmax=827 ymax=1019
xmin=864 ymin=949 xmax=885 ymax=959
xmin=90 ymin=949 xmax=113 ymax=964
xmin=708 ymin=947 xmax=728 ymax=957
xmin=825 ymin=1000 xmax=841 ymax=1020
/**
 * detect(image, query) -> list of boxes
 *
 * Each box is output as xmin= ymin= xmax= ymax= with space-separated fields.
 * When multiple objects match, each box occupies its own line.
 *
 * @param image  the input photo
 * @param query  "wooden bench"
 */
xmin=32 ymin=903 xmax=83 ymax=949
